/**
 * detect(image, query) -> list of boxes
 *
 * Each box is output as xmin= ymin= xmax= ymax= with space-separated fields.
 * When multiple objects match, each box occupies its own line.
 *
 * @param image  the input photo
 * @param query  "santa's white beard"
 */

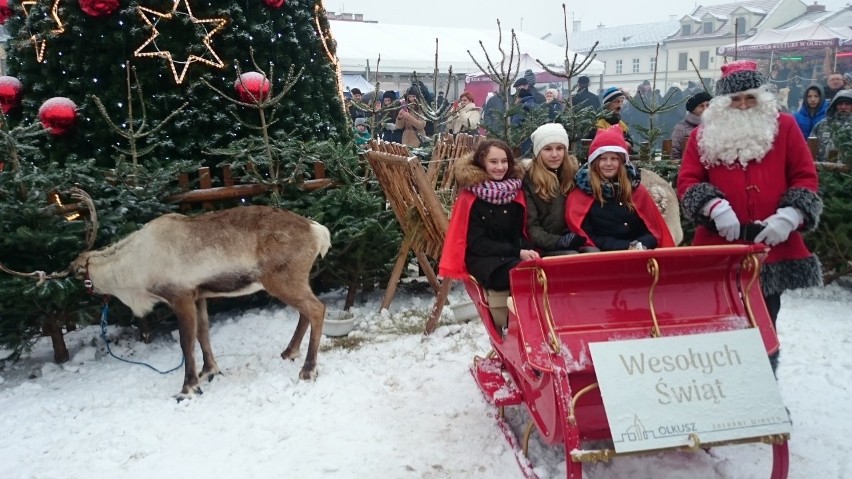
xmin=697 ymin=89 xmax=779 ymax=168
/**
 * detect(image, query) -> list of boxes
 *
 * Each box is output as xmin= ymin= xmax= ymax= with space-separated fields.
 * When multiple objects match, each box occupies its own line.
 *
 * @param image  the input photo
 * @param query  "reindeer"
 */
xmin=2 ymin=189 xmax=331 ymax=400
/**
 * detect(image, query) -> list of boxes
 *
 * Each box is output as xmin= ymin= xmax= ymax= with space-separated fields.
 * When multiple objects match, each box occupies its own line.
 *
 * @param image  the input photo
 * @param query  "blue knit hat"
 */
xmin=602 ymin=87 xmax=624 ymax=104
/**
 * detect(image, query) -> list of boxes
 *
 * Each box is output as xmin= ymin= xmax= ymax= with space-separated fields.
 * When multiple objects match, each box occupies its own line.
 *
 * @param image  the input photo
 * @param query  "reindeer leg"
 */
xmin=263 ymin=277 xmax=326 ymax=380
xmin=281 ymin=314 xmax=310 ymax=360
xmin=172 ymin=295 xmax=202 ymax=400
xmin=195 ymin=298 xmax=221 ymax=383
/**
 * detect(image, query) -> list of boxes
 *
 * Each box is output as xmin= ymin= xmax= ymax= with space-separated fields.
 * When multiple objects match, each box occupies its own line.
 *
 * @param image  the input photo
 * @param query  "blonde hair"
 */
xmin=528 ymin=151 xmax=578 ymax=202
xmin=588 ymin=154 xmax=635 ymax=210
xmin=545 ymin=88 xmax=560 ymax=99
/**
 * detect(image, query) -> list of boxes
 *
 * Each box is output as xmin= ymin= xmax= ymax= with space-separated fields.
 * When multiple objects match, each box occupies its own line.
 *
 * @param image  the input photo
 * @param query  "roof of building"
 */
xmin=560 ymin=21 xmax=680 ymax=52
xmin=668 ymin=0 xmax=783 ymax=40
xmin=778 ymin=5 xmax=852 ymax=29
xmin=329 ymin=20 xmax=604 ymax=75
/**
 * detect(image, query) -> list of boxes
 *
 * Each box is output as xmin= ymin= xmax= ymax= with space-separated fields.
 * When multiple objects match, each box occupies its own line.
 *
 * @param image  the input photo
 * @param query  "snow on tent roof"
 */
xmin=341 ymin=74 xmax=375 ymax=93
xmin=329 ymin=20 xmax=604 ymax=76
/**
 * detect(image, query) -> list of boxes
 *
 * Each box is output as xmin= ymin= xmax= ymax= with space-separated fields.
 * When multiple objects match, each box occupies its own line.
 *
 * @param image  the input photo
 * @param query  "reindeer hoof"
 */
xmin=199 ymin=368 xmax=221 ymax=383
xmin=174 ymin=384 xmax=203 ymax=402
xmin=299 ymin=367 xmax=318 ymax=381
xmin=281 ymin=348 xmax=300 ymax=361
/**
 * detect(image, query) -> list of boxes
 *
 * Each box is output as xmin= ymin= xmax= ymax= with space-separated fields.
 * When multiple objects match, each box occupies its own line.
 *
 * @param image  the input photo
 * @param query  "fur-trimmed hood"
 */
xmin=453 ymin=152 xmax=525 ymax=189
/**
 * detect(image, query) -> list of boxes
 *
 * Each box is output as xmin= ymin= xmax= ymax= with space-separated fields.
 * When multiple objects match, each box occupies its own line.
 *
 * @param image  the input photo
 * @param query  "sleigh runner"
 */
xmin=467 ymin=244 xmax=791 ymax=479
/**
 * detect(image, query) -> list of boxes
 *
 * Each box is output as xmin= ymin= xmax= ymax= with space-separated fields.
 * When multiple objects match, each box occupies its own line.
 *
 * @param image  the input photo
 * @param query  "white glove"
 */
xmin=703 ymin=199 xmax=740 ymax=242
xmin=754 ymin=207 xmax=802 ymax=247
xmin=384 ymin=123 xmax=397 ymax=131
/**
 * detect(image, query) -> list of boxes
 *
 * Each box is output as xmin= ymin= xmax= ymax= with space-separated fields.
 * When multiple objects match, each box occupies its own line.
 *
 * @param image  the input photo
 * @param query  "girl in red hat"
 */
xmin=566 ymin=125 xmax=675 ymax=251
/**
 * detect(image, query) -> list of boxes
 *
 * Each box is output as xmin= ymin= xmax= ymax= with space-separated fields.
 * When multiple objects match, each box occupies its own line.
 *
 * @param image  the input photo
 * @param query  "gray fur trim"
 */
xmin=680 ymin=182 xmax=725 ymax=225
xmin=761 ymin=255 xmax=823 ymax=296
xmin=779 ymin=187 xmax=823 ymax=231
xmin=716 ymin=70 xmax=767 ymax=95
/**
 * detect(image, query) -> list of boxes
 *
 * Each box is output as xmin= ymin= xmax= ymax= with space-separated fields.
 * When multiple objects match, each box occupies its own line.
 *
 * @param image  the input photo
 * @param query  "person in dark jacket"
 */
xmin=347 ymin=88 xmax=368 ymax=122
xmin=793 ymin=84 xmax=829 ymax=138
xmin=571 ymin=75 xmax=601 ymax=111
xmin=566 ymin=125 xmax=675 ymax=252
xmin=522 ymin=123 xmax=585 ymax=256
xmin=585 ymin=87 xmax=634 ymax=153
xmin=438 ymin=139 xmax=539 ymax=290
xmin=377 ymin=90 xmax=402 ymax=143
xmin=811 ymin=89 xmax=852 ymax=162
xmin=671 ymin=91 xmax=712 ymax=160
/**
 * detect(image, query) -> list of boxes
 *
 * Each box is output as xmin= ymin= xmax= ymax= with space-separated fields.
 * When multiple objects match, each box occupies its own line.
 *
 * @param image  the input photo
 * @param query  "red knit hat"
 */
xmin=588 ymin=125 xmax=629 ymax=163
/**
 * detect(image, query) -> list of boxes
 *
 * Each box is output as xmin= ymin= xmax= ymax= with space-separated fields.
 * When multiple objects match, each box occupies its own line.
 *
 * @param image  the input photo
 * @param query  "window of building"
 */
xmin=735 ymin=17 xmax=746 ymax=35
xmin=649 ymin=56 xmax=656 ymax=73
xmin=681 ymin=24 xmax=692 ymax=35
xmin=616 ymin=59 xmax=623 ymax=74
xmin=678 ymin=52 xmax=688 ymax=71
xmin=703 ymin=21 xmax=714 ymax=34
xmin=699 ymin=51 xmax=710 ymax=69
xmin=632 ymin=58 xmax=640 ymax=73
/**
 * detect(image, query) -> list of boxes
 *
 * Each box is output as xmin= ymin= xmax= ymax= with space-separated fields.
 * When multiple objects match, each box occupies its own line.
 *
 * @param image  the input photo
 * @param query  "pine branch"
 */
xmin=89 ymin=64 xmax=188 ymax=169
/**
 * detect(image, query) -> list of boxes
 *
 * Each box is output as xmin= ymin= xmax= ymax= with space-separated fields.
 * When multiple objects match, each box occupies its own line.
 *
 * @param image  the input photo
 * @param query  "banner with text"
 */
xmin=589 ymin=329 xmax=791 ymax=454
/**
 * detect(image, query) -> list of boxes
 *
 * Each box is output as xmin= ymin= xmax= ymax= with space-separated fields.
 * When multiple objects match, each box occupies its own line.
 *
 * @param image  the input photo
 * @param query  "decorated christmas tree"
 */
xmin=3 ymin=0 xmax=348 ymax=166
xmin=0 ymin=0 xmax=355 ymax=361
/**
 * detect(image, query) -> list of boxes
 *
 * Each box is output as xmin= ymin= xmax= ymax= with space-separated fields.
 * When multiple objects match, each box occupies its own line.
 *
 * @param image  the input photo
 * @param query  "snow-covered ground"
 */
xmin=0 ymin=283 xmax=850 ymax=479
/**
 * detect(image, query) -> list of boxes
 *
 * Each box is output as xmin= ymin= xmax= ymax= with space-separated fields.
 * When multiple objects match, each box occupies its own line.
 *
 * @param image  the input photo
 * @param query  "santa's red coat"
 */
xmin=677 ymin=113 xmax=818 ymax=266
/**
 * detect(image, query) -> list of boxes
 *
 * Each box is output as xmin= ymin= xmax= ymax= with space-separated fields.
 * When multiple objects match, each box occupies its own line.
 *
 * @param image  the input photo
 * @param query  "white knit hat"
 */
xmin=530 ymin=123 xmax=569 ymax=157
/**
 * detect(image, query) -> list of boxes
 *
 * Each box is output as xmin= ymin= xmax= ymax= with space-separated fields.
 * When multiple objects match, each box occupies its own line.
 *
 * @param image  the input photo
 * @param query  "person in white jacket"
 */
xmin=448 ymin=91 xmax=482 ymax=135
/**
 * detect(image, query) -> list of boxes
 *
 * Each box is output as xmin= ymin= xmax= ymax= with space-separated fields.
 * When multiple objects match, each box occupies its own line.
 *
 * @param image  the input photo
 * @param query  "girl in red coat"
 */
xmin=565 ymin=125 xmax=675 ymax=251
xmin=439 ymin=139 xmax=538 ymax=290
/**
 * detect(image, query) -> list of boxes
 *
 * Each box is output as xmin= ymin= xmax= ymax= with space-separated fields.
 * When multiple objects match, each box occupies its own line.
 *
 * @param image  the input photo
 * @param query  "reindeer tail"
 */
xmin=310 ymin=221 xmax=331 ymax=258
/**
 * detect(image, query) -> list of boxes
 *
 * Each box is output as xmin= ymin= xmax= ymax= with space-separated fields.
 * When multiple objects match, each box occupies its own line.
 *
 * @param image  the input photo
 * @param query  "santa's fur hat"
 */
xmin=715 ymin=60 xmax=767 ymax=95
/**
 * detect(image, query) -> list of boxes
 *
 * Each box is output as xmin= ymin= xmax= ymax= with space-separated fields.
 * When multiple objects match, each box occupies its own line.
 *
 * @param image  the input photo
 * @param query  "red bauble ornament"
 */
xmin=78 ymin=0 xmax=119 ymax=17
xmin=234 ymin=72 xmax=270 ymax=103
xmin=0 ymin=76 xmax=23 ymax=114
xmin=262 ymin=0 xmax=285 ymax=8
xmin=0 ymin=0 xmax=12 ymax=25
xmin=39 ymin=97 xmax=78 ymax=135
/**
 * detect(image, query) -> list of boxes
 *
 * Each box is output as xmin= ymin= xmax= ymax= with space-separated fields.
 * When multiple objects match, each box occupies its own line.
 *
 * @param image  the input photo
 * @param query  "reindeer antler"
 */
xmin=68 ymin=187 xmax=98 ymax=251
xmin=0 ymin=188 xmax=97 ymax=285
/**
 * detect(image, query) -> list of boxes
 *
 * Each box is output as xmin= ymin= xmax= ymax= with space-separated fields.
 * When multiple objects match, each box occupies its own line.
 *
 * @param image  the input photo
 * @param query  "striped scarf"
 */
xmin=468 ymin=178 xmax=522 ymax=205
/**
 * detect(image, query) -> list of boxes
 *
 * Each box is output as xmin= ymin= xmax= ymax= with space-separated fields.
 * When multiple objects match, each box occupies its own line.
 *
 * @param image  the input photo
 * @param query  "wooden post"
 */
xmin=198 ymin=167 xmax=213 ymax=210
xmin=807 ymin=136 xmax=819 ymax=161
xmin=661 ymin=139 xmax=673 ymax=160
xmin=222 ymin=165 xmax=234 ymax=187
xmin=178 ymin=172 xmax=191 ymax=212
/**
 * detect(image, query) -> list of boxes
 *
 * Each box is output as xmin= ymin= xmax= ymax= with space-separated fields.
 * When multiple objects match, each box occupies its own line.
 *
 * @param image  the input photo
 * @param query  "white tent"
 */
xmin=341 ymin=74 xmax=375 ymax=93
xmin=717 ymin=20 xmax=852 ymax=56
xmin=329 ymin=20 xmax=604 ymax=76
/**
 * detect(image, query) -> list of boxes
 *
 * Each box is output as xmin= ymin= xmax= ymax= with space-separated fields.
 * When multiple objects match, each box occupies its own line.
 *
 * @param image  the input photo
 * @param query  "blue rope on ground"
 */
xmin=99 ymin=302 xmax=184 ymax=374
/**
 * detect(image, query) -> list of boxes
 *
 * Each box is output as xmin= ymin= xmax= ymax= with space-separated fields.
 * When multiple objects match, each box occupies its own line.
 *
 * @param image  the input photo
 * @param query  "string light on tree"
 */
xmin=26 ymin=0 xmax=66 ymax=63
xmin=134 ymin=0 xmax=228 ymax=84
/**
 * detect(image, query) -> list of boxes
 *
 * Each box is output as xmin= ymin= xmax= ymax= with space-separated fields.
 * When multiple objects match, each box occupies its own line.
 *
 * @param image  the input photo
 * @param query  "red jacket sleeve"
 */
xmin=438 ymin=191 xmax=475 ymax=279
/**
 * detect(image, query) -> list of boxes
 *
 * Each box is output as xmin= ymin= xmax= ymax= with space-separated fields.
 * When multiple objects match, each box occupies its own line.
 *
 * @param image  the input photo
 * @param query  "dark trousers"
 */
xmin=765 ymin=292 xmax=782 ymax=372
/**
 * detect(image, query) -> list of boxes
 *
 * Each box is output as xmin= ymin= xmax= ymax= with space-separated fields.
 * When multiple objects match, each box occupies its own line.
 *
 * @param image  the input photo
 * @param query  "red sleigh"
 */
xmin=467 ymin=244 xmax=789 ymax=479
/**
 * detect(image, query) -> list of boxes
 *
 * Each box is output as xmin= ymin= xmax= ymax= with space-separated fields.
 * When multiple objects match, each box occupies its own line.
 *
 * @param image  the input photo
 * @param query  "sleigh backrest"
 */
xmin=508 ymin=245 xmax=779 ymax=371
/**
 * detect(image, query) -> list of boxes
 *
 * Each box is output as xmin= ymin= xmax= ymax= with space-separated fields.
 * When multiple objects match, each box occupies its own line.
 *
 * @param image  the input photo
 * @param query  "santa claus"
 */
xmin=677 ymin=60 xmax=823 ymax=373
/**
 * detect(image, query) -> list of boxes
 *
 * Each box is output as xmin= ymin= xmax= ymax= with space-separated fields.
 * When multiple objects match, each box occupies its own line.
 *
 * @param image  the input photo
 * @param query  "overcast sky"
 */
xmin=330 ymin=0 xmax=850 ymax=37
